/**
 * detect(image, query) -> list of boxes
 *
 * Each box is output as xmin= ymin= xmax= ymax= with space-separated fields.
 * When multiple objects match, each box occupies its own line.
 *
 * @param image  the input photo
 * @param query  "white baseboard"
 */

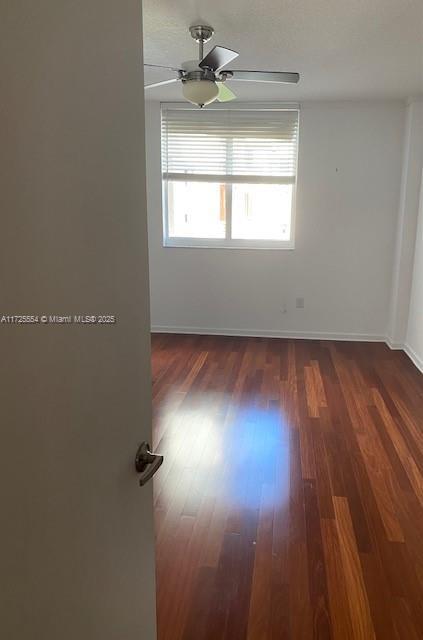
xmin=385 ymin=338 xmax=423 ymax=373
xmin=151 ymin=325 xmax=385 ymax=342
xmin=385 ymin=337 xmax=404 ymax=350
xmin=403 ymin=343 xmax=423 ymax=373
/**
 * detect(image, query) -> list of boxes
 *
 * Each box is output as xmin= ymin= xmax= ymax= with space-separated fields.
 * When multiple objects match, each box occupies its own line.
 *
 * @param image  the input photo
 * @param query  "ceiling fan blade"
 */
xmin=144 ymin=63 xmax=184 ymax=72
xmin=144 ymin=78 xmax=179 ymax=90
xmin=216 ymin=82 xmax=237 ymax=102
xmin=224 ymin=70 xmax=300 ymax=84
xmin=199 ymin=46 xmax=239 ymax=71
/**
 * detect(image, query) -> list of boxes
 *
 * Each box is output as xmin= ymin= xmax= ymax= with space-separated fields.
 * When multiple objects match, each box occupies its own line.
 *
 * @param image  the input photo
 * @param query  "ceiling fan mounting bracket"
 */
xmin=189 ymin=25 xmax=214 ymax=44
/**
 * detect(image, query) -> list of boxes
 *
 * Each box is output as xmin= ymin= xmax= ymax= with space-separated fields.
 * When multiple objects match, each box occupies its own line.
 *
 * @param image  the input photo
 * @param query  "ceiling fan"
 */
xmin=144 ymin=25 xmax=299 ymax=108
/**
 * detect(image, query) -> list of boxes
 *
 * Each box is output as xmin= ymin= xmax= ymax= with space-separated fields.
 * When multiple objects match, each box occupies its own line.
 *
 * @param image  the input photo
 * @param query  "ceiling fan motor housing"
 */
xmin=180 ymin=60 xmax=218 ymax=83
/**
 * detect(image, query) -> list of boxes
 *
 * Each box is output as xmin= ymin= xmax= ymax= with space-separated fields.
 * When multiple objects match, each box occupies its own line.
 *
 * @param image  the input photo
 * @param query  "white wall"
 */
xmin=406 ymin=170 xmax=423 ymax=370
xmin=388 ymin=100 xmax=423 ymax=348
xmin=146 ymin=100 xmax=404 ymax=339
xmin=390 ymin=99 xmax=423 ymax=373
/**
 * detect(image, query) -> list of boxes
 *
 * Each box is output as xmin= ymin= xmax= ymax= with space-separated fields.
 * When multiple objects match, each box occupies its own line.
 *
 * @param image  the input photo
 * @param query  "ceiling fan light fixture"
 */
xmin=182 ymin=79 xmax=219 ymax=107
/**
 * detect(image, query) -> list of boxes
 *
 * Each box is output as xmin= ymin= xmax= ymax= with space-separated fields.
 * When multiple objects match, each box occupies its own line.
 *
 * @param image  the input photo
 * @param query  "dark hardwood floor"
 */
xmin=151 ymin=334 xmax=423 ymax=640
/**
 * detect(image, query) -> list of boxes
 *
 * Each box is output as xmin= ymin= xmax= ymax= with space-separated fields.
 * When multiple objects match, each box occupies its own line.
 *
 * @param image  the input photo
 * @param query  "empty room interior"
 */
xmin=1 ymin=1 xmax=423 ymax=639
xmin=144 ymin=1 xmax=423 ymax=638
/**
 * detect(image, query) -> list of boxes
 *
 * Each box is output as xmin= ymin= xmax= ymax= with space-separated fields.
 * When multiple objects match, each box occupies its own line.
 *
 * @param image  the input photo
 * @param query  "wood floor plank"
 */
xmin=333 ymin=497 xmax=375 ymax=640
xmin=247 ymin=484 xmax=274 ymax=640
xmin=321 ymin=517 xmax=355 ymax=640
xmin=303 ymin=479 xmax=333 ymax=639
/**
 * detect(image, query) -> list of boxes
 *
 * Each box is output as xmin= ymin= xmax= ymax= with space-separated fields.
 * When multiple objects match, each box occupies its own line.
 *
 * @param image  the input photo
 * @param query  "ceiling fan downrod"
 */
xmin=189 ymin=25 xmax=215 ymax=62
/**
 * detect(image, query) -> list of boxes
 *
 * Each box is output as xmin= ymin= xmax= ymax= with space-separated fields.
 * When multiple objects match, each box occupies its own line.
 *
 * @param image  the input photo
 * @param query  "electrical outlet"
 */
xmin=296 ymin=297 xmax=305 ymax=309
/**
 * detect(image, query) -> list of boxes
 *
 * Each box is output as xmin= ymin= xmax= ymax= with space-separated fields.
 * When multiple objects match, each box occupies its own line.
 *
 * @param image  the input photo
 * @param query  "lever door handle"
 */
xmin=135 ymin=442 xmax=163 ymax=486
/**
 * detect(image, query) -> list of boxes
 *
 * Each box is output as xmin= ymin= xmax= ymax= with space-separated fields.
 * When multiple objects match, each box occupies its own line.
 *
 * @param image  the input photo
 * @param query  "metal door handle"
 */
xmin=135 ymin=442 xmax=163 ymax=486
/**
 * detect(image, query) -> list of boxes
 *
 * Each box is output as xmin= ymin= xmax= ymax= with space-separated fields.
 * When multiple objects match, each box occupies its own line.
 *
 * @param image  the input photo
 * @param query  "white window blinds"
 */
xmin=161 ymin=106 xmax=299 ymax=185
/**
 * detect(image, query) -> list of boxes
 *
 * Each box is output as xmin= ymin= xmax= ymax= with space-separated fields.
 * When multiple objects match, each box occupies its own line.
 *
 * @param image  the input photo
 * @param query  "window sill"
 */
xmin=163 ymin=239 xmax=295 ymax=251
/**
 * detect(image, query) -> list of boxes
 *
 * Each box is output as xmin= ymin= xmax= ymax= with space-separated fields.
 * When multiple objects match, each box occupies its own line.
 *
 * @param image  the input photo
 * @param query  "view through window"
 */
xmin=162 ymin=105 xmax=299 ymax=248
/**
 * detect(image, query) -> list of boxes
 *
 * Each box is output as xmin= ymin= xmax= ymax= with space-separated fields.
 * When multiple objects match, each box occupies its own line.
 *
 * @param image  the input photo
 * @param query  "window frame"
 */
xmin=161 ymin=102 xmax=300 ymax=251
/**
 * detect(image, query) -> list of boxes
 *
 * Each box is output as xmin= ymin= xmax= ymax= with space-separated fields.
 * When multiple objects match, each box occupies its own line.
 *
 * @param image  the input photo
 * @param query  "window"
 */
xmin=161 ymin=104 xmax=299 ymax=249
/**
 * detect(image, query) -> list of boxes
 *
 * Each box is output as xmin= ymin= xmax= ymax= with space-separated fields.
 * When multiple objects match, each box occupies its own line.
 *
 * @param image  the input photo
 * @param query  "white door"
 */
xmin=0 ymin=2 xmax=157 ymax=638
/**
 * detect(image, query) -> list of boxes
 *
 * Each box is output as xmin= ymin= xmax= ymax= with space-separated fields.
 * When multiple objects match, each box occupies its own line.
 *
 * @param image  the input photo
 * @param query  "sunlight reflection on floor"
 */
xmin=156 ymin=393 xmax=290 ymax=512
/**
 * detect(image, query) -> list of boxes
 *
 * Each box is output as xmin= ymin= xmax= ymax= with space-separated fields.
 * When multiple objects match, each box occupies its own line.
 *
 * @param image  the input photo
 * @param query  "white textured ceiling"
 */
xmin=143 ymin=0 xmax=423 ymax=102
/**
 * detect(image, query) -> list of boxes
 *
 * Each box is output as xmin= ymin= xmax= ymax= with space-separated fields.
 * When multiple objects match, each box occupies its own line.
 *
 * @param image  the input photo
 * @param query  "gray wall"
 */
xmin=406 ymin=169 xmax=423 ymax=369
xmin=0 ymin=2 xmax=157 ymax=637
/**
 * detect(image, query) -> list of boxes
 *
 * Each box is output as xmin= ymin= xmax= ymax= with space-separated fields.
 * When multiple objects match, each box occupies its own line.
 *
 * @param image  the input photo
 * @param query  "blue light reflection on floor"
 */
xmin=224 ymin=406 xmax=290 ymax=511
xmin=157 ymin=394 xmax=291 ymax=514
